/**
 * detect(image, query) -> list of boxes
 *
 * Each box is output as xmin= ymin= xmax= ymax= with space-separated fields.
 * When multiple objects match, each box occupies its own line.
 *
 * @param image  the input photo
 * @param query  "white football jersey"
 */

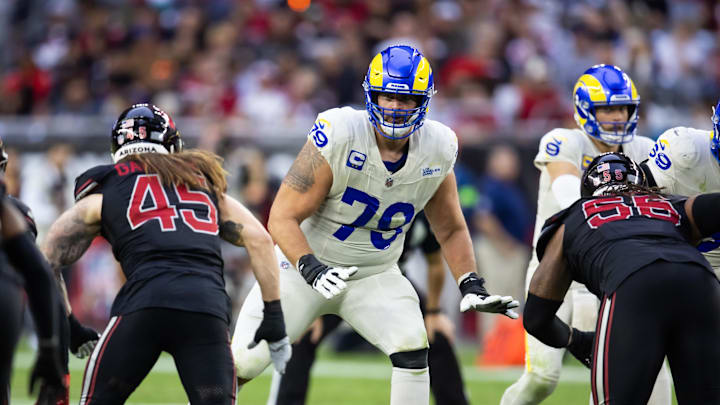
xmin=301 ymin=107 xmax=458 ymax=278
xmin=646 ymin=126 xmax=720 ymax=270
xmin=532 ymin=128 xmax=654 ymax=248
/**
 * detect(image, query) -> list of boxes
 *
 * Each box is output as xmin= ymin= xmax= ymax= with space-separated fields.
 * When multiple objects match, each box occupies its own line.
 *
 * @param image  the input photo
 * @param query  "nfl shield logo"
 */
xmin=385 ymin=177 xmax=393 ymax=187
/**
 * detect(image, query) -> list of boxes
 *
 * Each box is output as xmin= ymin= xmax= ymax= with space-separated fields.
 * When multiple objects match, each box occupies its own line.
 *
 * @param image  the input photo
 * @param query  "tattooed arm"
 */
xmin=219 ymin=194 xmax=280 ymax=301
xmin=267 ymin=139 xmax=333 ymax=267
xmin=41 ymin=194 xmax=102 ymax=313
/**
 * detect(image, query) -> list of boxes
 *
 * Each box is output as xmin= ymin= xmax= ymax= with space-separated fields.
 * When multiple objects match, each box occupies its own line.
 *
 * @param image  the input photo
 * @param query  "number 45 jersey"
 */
xmin=536 ymin=194 xmax=712 ymax=299
xmin=302 ymin=107 xmax=458 ymax=278
xmin=73 ymin=161 xmax=230 ymax=323
xmin=645 ymin=126 xmax=720 ymax=271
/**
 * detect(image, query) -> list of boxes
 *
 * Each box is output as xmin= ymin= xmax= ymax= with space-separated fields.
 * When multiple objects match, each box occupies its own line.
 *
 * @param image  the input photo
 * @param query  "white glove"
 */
xmin=312 ymin=266 xmax=358 ymax=299
xmin=460 ymin=293 xmax=519 ymax=319
xmin=457 ymin=272 xmax=519 ymax=319
xmin=248 ymin=336 xmax=292 ymax=374
xmin=297 ymin=254 xmax=358 ymax=299
xmin=74 ymin=341 xmax=97 ymax=359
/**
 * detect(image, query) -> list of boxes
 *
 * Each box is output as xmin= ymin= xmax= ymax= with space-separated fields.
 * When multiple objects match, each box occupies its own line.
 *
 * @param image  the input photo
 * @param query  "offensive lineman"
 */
xmin=231 ymin=45 xmax=518 ymax=405
xmin=501 ymin=64 xmax=671 ymax=404
xmin=642 ymin=98 xmax=720 ymax=272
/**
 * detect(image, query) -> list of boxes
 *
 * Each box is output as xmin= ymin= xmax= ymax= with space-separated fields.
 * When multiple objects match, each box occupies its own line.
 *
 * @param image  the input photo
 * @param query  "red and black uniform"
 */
xmin=537 ymin=194 xmax=720 ymax=404
xmin=74 ymin=161 xmax=235 ymax=405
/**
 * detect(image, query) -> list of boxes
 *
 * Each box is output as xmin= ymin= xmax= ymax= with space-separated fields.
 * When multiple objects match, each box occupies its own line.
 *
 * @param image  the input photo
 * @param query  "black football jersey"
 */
xmin=0 ymin=196 xmax=38 ymax=285
xmin=74 ymin=161 xmax=230 ymax=322
xmin=399 ymin=211 xmax=440 ymax=267
xmin=537 ymin=194 xmax=712 ymax=298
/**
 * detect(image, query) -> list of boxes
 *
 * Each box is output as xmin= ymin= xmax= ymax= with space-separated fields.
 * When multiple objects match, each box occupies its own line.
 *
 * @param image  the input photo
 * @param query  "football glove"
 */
xmin=68 ymin=313 xmax=99 ymax=359
xmin=297 ymin=254 xmax=358 ymax=300
xmin=247 ymin=300 xmax=292 ymax=374
xmin=29 ymin=340 xmax=66 ymax=400
xmin=458 ymin=272 xmax=519 ymax=319
xmin=567 ymin=328 xmax=595 ymax=369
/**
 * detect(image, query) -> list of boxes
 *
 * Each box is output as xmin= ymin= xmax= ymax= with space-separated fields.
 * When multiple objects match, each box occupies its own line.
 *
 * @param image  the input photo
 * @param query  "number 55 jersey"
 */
xmin=536 ymin=193 xmax=712 ymax=298
xmin=73 ymin=161 xmax=230 ymax=323
xmin=303 ymin=107 xmax=458 ymax=278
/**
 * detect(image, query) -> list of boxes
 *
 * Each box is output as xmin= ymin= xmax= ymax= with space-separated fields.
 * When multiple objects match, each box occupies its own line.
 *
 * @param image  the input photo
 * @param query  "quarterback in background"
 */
xmin=642 ymin=98 xmax=720 ymax=273
xmin=231 ymin=45 xmax=518 ymax=405
xmin=501 ymin=64 xmax=671 ymax=405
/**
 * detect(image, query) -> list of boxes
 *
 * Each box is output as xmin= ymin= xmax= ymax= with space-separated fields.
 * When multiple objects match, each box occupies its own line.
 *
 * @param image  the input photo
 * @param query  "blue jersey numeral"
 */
xmin=332 ymin=187 xmax=414 ymax=250
xmin=697 ymin=232 xmax=720 ymax=253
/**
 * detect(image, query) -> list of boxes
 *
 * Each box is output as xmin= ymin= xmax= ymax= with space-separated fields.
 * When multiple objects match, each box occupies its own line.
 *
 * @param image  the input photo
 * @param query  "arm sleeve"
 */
xmin=551 ymin=174 xmax=581 ymax=209
xmin=691 ymin=193 xmax=720 ymax=238
xmin=523 ymin=292 xmax=571 ymax=348
xmin=4 ymin=232 xmax=58 ymax=341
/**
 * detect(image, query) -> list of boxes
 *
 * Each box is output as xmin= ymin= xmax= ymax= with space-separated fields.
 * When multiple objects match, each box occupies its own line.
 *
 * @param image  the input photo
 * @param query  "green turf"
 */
xmin=9 ymin=343 xmax=670 ymax=404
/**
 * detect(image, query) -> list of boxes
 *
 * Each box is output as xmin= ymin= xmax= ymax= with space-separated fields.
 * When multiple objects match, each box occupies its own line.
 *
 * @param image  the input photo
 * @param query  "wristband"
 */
xmin=425 ymin=308 xmax=442 ymax=315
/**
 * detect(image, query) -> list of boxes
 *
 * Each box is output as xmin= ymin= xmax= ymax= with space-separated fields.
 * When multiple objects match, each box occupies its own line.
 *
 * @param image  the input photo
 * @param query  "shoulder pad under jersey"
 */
xmin=7 ymin=195 xmax=37 ymax=240
xmin=74 ymin=164 xmax=115 ymax=202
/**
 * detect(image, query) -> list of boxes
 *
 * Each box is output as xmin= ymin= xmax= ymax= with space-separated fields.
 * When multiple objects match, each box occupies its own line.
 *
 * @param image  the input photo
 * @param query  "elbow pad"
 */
xmin=523 ymin=293 xmax=570 ymax=348
xmin=551 ymin=174 xmax=581 ymax=209
xmin=692 ymin=193 xmax=720 ymax=238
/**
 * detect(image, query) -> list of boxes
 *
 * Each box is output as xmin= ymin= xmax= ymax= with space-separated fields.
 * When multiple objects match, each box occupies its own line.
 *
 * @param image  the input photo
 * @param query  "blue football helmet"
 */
xmin=573 ymin=64 xmax=640 ymax=145
xmin=711 ymin=100 xmax=720 ymax=165
xmin=363 ymin=45 xmax=435 ymax=140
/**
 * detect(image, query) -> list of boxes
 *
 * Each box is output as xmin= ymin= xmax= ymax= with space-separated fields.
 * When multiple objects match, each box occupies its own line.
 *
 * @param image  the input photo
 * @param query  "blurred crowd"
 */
xmin=2 ymin=0 xmax=720 ymax=143
xmin=3 ymin=0 xmax=720 ymax=356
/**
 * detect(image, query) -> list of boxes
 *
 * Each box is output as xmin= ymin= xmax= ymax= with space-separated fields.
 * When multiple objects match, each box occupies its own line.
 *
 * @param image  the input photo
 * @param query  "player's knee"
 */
xmin=234 ymin=346 xmax=270 ymax=381
xmin=390 ymin=348 xmax=428 ymax=369
xmin=522 ymin=370 xmax=559 ymax=399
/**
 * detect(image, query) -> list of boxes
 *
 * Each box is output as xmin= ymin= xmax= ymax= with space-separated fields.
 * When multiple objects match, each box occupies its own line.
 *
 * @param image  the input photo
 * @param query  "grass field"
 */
xmin=10 ymin=343 xmax=675 ymax=404
xmin=9 ymin=342 xmax=588 ymax=405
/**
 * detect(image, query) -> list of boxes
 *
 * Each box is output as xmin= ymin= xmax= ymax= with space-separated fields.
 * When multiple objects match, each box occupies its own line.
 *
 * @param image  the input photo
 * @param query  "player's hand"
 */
xmin=297 ymin=254 xmax=358 ymax=299
xmin=424 ymin=312 xmax=455 ymax=344
xmin=29 ymin=340 xmax=66 ymax=401
xmin=68 ymin=313 xmax=100 ymax=359
xmin=457 ymin=272 xmax=519 ymax=319
xmin=567 ymin=328 xmax=594 ymax=369
xmin=308 ymin=317 xmax=324 ymax=344
xmin=248 ymin=300 xmax=292 ymax=374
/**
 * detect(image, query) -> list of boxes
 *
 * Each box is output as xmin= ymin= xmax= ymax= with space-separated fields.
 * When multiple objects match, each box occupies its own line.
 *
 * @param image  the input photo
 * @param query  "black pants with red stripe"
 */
xmin=0 ymin=280 xmax=23 ymax=405
xmin=591 ymin=260 xmax=720 ymax=405
xmin=80 ymin=308 xmax=235 ymax=405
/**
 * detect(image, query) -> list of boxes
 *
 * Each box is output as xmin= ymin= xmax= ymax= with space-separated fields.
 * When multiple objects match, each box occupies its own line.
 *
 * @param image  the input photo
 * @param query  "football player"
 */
xmin=0 ymin=172 xmax=66 ymax=405
xmin=267 ymin=212 xmax=470 ymax=405
xmin=525 ymin=152 xmax=720 ymax=404
xmin=40 ymin=104 xmax=291 ymax=405
xmin=501 ymin=65 xmax=671 ymax=404
xmin=0 ymin=139 xmax=99 ymax=405
xmin=642 ymin=98 xmax=720 ymax=273
xmin=231 ymin=45 xmax=518 ymax=404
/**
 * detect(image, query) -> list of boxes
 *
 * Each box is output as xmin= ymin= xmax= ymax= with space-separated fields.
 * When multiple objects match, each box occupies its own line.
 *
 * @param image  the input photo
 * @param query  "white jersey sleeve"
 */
xmin=646 ymin=127 xmax=706 ymax=194
xmin=534 ymin=128 xmax=585 ymax=170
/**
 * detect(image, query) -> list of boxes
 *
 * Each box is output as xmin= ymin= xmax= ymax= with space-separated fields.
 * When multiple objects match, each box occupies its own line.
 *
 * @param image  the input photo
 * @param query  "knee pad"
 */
xmin=390 ymin=348 xmax=428 ymax=369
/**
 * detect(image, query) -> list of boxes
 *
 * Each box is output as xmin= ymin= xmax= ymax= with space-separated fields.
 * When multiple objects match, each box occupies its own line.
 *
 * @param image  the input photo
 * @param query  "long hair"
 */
xmin=128 ymin=150 xmax=228 ymax=198
xmin=611 ymin=183 xmax=668 ymax=198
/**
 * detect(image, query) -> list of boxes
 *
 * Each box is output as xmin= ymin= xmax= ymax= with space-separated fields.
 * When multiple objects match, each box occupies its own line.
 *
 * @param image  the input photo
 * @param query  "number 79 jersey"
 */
xmin=302 ymin=107 xmax=458 ymax=278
